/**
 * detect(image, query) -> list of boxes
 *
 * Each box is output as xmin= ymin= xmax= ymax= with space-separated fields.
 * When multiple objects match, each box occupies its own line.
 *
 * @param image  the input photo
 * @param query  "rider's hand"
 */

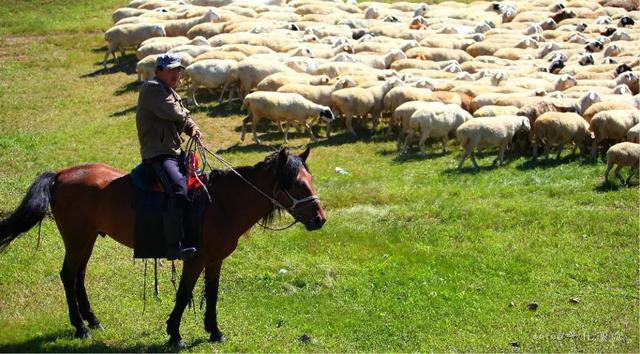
xmin=192 ymin=129 xmax=202 ymax=141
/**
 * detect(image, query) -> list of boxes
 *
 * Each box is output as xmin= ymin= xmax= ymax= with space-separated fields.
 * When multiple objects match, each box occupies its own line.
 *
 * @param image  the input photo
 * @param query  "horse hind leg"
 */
xmin=75 ymin=237 xmax=103 ymax=331
xmin=59 ymin=231 xmax=98 ymax=338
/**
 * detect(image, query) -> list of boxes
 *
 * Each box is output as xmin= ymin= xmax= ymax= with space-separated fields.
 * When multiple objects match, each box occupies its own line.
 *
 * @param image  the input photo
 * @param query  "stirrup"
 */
xmin=166 ymin=247 xmax=197 ymax=261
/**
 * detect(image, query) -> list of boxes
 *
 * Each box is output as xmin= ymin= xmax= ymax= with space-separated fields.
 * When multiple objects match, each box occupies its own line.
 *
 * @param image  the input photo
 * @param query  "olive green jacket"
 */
xmin=135 ymin=77 xmax=198 ymax=160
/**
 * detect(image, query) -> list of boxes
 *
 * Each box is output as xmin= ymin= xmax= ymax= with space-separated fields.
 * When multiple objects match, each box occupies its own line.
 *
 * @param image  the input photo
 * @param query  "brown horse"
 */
xmin=0 ymin=147 xmax=326 ymax=347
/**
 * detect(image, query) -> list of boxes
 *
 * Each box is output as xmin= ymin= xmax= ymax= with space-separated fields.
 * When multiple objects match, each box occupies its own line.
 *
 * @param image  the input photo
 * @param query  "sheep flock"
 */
xmin=106 ymin=0 xmax=640 ymax=184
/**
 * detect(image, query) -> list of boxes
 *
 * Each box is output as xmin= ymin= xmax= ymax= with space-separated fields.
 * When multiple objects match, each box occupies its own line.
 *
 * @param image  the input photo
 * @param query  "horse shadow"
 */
xmin=0 ymin=331 xmax=179 ymax=353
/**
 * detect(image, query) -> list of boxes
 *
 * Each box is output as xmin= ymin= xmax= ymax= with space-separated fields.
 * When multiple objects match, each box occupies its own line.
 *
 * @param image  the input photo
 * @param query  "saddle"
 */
xmin=130 ymin=152 xmax=209 ymax=259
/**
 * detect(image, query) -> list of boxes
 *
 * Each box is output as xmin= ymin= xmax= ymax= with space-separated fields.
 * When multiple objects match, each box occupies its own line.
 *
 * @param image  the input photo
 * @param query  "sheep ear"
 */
xmin=299 ymin=147 xmax=310 ymax=162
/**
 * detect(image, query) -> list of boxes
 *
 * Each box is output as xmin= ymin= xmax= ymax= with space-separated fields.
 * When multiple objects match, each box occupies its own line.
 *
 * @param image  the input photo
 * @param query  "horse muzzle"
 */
xmin=304 ymin=215 xmax=326 ymax=231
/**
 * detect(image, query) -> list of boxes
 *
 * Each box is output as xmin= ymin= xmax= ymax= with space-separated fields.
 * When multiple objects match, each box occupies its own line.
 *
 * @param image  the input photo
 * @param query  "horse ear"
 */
xmin=299 ymin=147 xmax=310 ymax=162
xmin=277 ymin=148 xmax=288 ymax=169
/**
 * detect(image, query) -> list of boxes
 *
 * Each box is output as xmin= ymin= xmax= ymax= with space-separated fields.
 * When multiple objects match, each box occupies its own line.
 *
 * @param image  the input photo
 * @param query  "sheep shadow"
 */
xmin=81 ymin=52 xmax=137 ymax=78
xmin=442 ymin=164 xmax=501 ymax=175
xmin=110 ymin=106 xmax=137 ymax=118
xmin=390 ymin=150 xmax=449 ymax=163
xmin=114 ymin=80 xmax=142 ymax=96
xmin=189 ymin=101 xmax=243 ymax=118
xmin=0 ymin=330 xmax=177 ymax=353
xmin=216 ymin=142 xmax=282 ymax=155
xmin=594 ymin=180 xmax=622 ymax=193
xmin=517 ymin=154 xmax=584 ymax=170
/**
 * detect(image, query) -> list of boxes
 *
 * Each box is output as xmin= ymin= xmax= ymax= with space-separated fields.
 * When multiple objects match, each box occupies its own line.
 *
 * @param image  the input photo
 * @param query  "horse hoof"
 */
xmin=209 ymin=332 xmax=225 ymax=343
xmin=167 ymin=337 xmax=186 ymax=349
xmin=89 ymin=322 xmax=104 ymax=331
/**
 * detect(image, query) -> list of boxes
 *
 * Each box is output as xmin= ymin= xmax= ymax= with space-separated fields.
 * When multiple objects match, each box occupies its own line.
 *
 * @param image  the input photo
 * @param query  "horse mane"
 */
xmin=207 ymin=149 xmax=309 ymax=227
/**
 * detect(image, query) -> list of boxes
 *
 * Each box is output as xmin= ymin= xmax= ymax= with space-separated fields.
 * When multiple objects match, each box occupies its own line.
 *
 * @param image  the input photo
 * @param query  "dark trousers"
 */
xmin=144 ymin=154 xmax=187 ymax=248
xmin=144 ymin=154 xmax=187 ymax=203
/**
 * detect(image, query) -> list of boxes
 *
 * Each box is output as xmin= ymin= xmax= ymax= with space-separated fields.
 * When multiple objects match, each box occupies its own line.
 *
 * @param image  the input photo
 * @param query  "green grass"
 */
xmin=0 ymin=0 xmax=638 ymax=352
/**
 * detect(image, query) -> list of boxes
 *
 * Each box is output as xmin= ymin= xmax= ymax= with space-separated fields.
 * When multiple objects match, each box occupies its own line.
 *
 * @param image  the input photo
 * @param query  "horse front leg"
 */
xmin=166 ymin=259 xmax=205 ymax=348
xmin=204 ymin=260 xmax=224 ymax=343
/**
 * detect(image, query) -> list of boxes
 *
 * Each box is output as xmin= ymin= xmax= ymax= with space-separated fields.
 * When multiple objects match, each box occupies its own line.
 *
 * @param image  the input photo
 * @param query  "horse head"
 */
xmin=270 ymin=147 xmax=326 ymax=231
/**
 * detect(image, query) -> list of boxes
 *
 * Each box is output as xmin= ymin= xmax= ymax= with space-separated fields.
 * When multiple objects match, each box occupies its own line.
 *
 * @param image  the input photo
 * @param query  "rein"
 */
xmin=189 ymin=139 xmax=318 ymax=231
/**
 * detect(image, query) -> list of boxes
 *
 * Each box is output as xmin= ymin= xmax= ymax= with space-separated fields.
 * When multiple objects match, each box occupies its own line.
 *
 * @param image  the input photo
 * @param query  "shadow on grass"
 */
xmin=114 ymin=80 xmax=142 ymax=96
xmin=110 ymin=106 xmax=136 ymax=118
xmin=0 ymin=330 xmax=178 ymax=353
xmin=517 ymin=154 xmax=586 ymax=171
xmin=189 ymin=100 xmax=244 ymax=118
xmin=594 ymin=181 xmax=622 ymax=193
xmin=80 ymin=53 xmax=137 ymax=78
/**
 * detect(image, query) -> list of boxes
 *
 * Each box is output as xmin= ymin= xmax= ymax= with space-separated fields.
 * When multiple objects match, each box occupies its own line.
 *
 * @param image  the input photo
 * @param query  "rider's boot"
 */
xmin=163 ymin=197 xmax=197 ymax=261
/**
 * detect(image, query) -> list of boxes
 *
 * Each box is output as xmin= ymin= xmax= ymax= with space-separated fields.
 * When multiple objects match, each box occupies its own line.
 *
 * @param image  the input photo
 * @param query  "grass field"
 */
xmin=0 ymin=0 xmax=638 ymax=352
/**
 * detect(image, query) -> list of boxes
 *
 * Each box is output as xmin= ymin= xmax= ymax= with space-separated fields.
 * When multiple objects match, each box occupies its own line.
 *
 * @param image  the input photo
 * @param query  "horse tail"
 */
xmin=0 ymin=172 xmax=57 ymax=252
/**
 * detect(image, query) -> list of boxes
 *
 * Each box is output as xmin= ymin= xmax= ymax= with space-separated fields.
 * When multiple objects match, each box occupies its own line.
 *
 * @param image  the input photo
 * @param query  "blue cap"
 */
xmin=156 ymin=53 xmax=183 ymax=70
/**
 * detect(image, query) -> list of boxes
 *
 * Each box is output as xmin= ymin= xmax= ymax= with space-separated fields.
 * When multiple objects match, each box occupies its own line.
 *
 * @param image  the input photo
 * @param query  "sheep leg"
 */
xmin=240 ymin=115 xmax=249 ymax=141
xmin=218 ymin=84 xmax=227 ymax=103
xmin=604 ymin=162 xmax=614 ymax=182
xmin=614 ymin=165 xmax=624 ymax=183
xmin=544 ymin=143 xmax=551 ymax=160
xmin=458 ymin=146 xmax=473 ymax=170
xmin=346 ymin=115 xmax=357 ymax=137
xmin=251 ymin=117 xmax=261 ymax=144
xmin=402 ymin=133 xmax=413 ymax=154
xmin=306 ymin=123 xmax=318 ymax=143
xmin=470 ymin=150 xmax=480 ymax=170
xmin=532 ymin=140 xmax=539 ymax=159
xmin=591 ymin=138 xmax=599 ymax=159
xmin=418 ymin=129 xmax=428 ymax=156
xmin=397 ymin=130 xmax=406 ymax=152
xmin=442 ymin=135 xmax=449 ymax=154
xmin=102 ymin=46 xmax=114 ymax=70
xmin=282 ymin=122 xmax=289 ymax=143
xmin=188 ymin=84 xmax=199 ymax=107
xmin=556 ymin=143 xmax=564 ymax=160
xmin=218 ymin=83 xmax=229 ymax=103
xmin=372 ymin=113 xmax=380 ymax=134
xmin=495 ymin=143 xmax=507 ymax=166
xmin=626 ymin=167 xmax=638 ymax=186
xmin=326 ymin=121 xmax=332 ymax=139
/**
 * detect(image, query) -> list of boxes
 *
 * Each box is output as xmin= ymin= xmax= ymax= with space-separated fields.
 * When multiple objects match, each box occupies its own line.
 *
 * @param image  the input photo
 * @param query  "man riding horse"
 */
xmin=136 ymin=53 xmax=201 ymax=260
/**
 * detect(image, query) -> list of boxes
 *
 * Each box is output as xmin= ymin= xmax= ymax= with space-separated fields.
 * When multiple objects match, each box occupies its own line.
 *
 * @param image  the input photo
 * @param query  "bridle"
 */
xmin=192 ymin=139 xmax=320 ymax=231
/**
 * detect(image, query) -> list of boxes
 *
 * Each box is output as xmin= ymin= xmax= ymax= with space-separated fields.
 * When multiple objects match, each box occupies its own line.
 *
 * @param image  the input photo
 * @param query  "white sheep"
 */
xmin=456 ymin=115 xmax=531 ymax=169
xmin=276 ymin=77 xmax=356 ymax=109
xmin=331 ymin=77 xmax=404 ymax=136
xmin=403 ymin=103 xmax=472 ymax=155
xmin=236 ymin=59 xmax=295 ymax=98
xmin=162 ymin=9 xmax=220 ymax=37
xmin=590 ymin=109 xmax=640 ymax=158
xmin=136 ymin=36 xmax=196 ymax=59
xmin=241 ymin=91 xmax=335 ymax=143
xmin=582 ymin=101 xmax=635 ymax=123
xmin=103 ymin=23 xmax=166 ymax=69
xmin=604 ymin=142 xmax=640 ymax=185
xmin=184 ymin=59 xmax=239 ymax=105
xmin=627 ymin=123 xmax=640 ymax=143
xmin=532 ymin=112 xmax=593 ymax=159
xmin=256 ymin=73 xmax=330 ymax=92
